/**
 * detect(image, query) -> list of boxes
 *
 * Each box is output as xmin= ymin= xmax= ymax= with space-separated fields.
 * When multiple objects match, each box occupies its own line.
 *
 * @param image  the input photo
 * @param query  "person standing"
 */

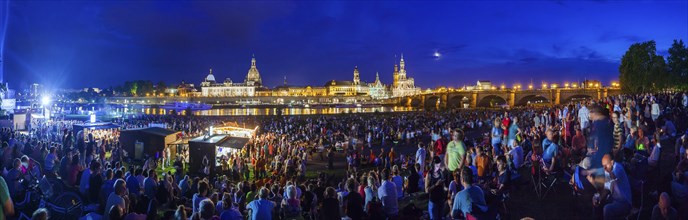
xmin=445 ymin=130 xmax=466 ymax=173
xmin=378 ymin=169 xmax=398 ymax=218
xmin=579 ymin=103 xmax=591 ymax=134
xmin=651 ymin=99 xmax=661 ymax=122
xmin=507 ymin=117 xmax=521 ymax=149
xmin=491 ymin=119 xmax=504 ymax=156
xmin=416 ymin=143 xmax=427 ymax=174
xmin=342 ymin=178 xmax=365 ymax=220
xmin=327 ymin=148 xmax=335 ymax=170
xmin=425 ymin=156 xmax=446 ymax=220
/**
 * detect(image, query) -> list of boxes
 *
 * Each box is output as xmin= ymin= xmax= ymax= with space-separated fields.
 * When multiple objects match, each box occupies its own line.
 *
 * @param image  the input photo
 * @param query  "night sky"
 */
xmin=3 ymin=1 xmax=687 ymax=90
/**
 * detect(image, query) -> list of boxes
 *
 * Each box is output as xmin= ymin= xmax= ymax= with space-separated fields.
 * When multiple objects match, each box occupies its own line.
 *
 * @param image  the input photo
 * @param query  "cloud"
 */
xmin=598 ymin=32 xmax=643 ymax=43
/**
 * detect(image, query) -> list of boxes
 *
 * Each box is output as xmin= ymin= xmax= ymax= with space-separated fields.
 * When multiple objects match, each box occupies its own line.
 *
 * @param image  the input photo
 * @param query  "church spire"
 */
xmin=353 ymin=66 xmax=360 ymax=85
xmin=399 ymin=53 xmax=405 ymax=71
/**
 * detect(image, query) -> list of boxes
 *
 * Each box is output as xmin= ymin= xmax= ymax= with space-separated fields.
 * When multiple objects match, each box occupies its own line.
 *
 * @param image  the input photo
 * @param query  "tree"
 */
xmin=137 ymin=80 xmax=154 ymax=96
xmin=667 ymin=39 xmax=688 ymax=88
xmin=619 ymin=40 xmax=667 ymax=93
xmin=124 ymin=81 xmax=138 ymax=96
xmin=156 ymin=81 xmax=167 ymax=95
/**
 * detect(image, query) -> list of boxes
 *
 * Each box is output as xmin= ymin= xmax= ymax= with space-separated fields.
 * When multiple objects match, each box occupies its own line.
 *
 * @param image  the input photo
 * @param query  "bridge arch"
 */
xmin=477 ymin=95 xmax=507 ymax=108
xmin=448 ymin=95 xmax=470 ymax=109
xmin=561 ymin=94 xmax=594 ymax=104
xmin=516 ymin=94 xmax=550 ymax=106
xmin=425 ymin=96 xmax=441 ymax=110
xmin=410 ymin=97 xmax=422 ymax=107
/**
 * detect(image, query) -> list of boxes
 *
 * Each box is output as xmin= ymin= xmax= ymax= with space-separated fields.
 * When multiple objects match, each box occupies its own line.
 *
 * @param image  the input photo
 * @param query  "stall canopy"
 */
xmin=119 ymin=127 xmax=180 ymax=160
xmin=73 ymin=122 xmax=120 ymax=131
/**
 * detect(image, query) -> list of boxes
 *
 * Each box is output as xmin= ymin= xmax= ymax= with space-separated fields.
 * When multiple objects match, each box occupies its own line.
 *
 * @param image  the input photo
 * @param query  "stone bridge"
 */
xmin=394 ymin=88 xmax=622 ymax=109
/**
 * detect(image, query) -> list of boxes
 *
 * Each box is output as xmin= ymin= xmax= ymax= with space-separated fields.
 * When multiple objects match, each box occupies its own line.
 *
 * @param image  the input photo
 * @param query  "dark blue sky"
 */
xmin=4 ymin=0 xmax=687 ymax=90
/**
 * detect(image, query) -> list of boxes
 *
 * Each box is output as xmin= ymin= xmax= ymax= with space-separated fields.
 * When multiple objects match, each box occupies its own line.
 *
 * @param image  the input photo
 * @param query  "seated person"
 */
xmin=651 ymin=192 xmax=678 ymax=220
xmin=648 ymin=133 xmax=662 ymax=168
xmin=488 ymin=156 xmax=511 ymax=202
xmin=571 ymin=128 xmax=587 ymax=160
xmin=591 ymin=154 xmax=632 ymax=220
xmin=541 ymin=129 xmax=559 ymax=174
xmin=670 ymin=171 xmax=688 ymax=218
xmin=508 ymin=143 xmax=524 ymax=170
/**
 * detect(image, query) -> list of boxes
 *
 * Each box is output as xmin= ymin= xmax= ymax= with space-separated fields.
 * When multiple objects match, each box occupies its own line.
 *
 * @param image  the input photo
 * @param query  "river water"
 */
xmin=117 ymin=106 xmax=417 ymax=116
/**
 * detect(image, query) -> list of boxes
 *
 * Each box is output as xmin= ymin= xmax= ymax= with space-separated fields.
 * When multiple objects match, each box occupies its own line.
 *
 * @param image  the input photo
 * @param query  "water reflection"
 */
xmin=130 ymin=106 xmax=415 ymax=116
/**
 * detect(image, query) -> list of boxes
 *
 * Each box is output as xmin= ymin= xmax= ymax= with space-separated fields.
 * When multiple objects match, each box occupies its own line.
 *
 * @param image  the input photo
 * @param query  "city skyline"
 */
xmin=2 ymin=1 xmax=687 ymax=90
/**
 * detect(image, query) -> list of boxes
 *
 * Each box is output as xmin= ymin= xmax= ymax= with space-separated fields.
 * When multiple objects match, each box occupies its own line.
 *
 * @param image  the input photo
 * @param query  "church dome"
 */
xmin=205 ymin=68 xmax=216 ymax=82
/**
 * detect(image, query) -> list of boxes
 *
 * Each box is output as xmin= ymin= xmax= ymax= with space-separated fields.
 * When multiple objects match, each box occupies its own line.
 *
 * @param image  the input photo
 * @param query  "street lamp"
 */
xmin=564 ymin=83 xmax=569 ymax=88
xmin=528 ymin=84 xmax=533 ymax=90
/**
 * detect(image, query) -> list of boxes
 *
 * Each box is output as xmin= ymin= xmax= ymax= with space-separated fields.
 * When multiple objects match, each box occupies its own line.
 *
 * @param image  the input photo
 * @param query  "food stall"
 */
xmin=119 ymin=127 xmax=180 ymax=161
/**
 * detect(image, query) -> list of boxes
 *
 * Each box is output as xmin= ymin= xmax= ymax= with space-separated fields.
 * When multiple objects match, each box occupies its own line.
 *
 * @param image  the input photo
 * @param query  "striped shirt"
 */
xmin=613 ymin=123 xmax=623 ymax=151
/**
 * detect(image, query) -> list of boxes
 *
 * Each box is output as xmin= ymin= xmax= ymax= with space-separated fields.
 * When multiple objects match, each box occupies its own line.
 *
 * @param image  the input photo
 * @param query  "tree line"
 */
xmin=619 ymin=39 xmax=688 ymax=93
xmin=113 ymin=80 xmax=168 ymax=96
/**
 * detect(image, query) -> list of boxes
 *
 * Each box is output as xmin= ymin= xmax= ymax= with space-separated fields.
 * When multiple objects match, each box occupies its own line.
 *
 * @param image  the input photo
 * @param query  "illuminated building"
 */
xmin=200 ymin=55 xmax=266 ymax=97
xmin=244 ymin=54 xmax=262 ymax=86
xmin=368 ymin=72 xmax=389 ymax=99
xmin=324 ymin=66 xmax=370 ymax=96
xmin=201 ymin=68 xmax=256 ymax=97
xmin=391 ymin=54 xmax=420 ymax=97
xmin=476 ymin=80 xmax=492 ymax=90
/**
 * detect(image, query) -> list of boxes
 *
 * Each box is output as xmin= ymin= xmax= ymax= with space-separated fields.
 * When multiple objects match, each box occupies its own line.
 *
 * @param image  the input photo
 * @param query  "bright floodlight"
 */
xmin=41 ymin=96 xmax=51 ymax=106
xmin=433 ymin=51 xmax=441 ymax=58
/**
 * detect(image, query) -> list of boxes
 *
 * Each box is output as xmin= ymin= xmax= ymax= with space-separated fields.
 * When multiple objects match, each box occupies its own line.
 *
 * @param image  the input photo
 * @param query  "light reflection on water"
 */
xmin=122 ymin=106 xmax=416 ymax=116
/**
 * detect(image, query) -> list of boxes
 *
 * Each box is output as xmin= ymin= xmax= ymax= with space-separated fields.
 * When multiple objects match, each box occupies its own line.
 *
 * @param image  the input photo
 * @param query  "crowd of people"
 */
xmin=0 ymin=92 xmax=686 ymax=220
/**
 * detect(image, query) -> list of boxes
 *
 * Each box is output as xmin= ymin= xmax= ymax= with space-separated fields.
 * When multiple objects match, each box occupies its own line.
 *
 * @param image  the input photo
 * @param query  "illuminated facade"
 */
xmin=368 ymin=72 xmax=389 ymax=99
xmin=197 ymin=55 xmax=413 ymax=99
xmin=201 ymin=68 xmax=256 ymax=97
xmin=391 ymin=54 xmax=420 ymax=97
xmin=324 ymin=66 xmax=371 ymax=96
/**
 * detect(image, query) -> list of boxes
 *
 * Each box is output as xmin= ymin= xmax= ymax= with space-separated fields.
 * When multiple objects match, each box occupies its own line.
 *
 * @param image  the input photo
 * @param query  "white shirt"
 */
xmin=578 ymin=107 xmax=590 ymax=129
xmin=415 ymin=148 xmax=426 ymax=166
xmin=104 ymin=193 xmax=126 ymax=220
xmin=651 ymin=103 xmax=660 ymax=116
